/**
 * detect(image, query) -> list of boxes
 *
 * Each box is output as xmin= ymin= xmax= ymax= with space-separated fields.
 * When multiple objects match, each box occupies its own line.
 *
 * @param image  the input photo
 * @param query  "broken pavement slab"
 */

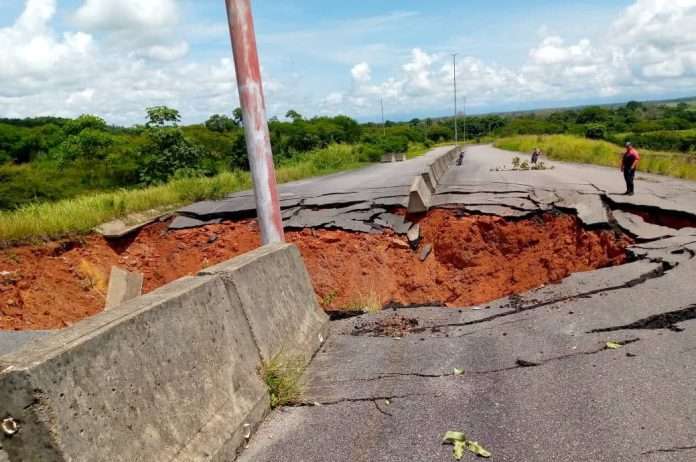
xmin=96 ymin=208 xmax=174 ymax=238
xmin=554 ymin=190 xmax=609 ymax=226
xmin=374 ymin=213 xmax=412 ymax=234
xmin=105 ymin=267 xmax=144 ymax=310
xmin=419 ymin=243 xmax=433 ymax=261
xmin=407 ymin=224 xmax=421 ymax=247
xmin=169 ymin=215 xmax=222 ymax=230
xmin=612 ymin=210 xmax=677 ymax=240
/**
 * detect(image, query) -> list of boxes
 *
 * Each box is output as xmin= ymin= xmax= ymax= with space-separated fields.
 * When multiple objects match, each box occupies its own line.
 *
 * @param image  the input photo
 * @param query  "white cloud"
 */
xmin=0 ymin=0 xmax=94 ymax=82
xmin=74 ymin=0 xmax=179 ymax=31
xmin=351 ymin=62 xmax=371 ymax=82
xmin=3 ymin=0 xmax=696 ymax=124
xmin=0 ymin=0 xmax=237 ymax=124
xmin=327 ymin=0 xmax=696 ymax=118
xmin=143 ymin=41 xmax=190 ymax=61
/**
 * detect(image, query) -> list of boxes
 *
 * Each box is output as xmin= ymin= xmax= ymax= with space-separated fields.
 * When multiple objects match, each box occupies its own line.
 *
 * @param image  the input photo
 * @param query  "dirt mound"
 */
xmin=0 ymin=210 xmax=631 ymax=331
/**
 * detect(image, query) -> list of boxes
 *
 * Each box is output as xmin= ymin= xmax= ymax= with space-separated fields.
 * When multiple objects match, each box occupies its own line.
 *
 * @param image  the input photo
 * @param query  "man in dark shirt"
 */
xmin=621 ymin=142 xmax=640 ymax=195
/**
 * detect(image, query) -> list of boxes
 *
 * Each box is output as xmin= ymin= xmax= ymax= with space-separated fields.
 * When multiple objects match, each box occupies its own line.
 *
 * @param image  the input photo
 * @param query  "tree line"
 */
xmin=2 ymin=99 xmax=695 ymax=210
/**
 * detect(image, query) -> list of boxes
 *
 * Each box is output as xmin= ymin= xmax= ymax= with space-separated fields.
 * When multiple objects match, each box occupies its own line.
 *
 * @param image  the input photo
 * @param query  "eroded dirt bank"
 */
xmin=0 ymin=210 xmax=631 ymax=331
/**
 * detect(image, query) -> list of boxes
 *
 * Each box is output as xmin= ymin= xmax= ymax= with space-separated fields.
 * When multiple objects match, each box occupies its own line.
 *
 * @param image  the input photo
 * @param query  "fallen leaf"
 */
xmin=606 ymin=341 xmax=622 ymax=350
xmin=465 ymin=440 xmax=492 ymax=458
xmin=453 ymin=368 xmax=465 ymax=376
xmin=443 ymin=431 xmax=467 ymax=444
xmin=443 ymin=431 xmax=492 ymax=459
xmin=453 ymin=441 xmax=466 ymax=460
xmin=384 ymin=399 xmax=391 ymax=406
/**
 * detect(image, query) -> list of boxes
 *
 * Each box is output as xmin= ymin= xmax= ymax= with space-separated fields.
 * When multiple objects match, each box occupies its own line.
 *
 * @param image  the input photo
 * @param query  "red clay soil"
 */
xmin=0 ymin=210 xmax=631 ymax=331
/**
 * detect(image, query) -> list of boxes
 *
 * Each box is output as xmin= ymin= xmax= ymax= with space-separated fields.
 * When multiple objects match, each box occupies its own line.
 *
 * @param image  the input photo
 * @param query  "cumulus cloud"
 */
xmin=332 ymin=0 xmax=696 ymax=117
xmin=0 ymin=0 xmax=235 ymax=124
xmin=351 ymin=62 xmax=371 ymax=82
xmin=74 ymin=0 xmax=179 ymax=31
xmin=2 ymin=0 xmax=696 ymax=124
xmin=0 ymin=0 xmax=93 ymax=82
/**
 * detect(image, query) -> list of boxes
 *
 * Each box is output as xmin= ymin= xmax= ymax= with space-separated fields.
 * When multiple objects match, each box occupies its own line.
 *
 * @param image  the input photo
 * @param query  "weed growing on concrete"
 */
xmin=262 ymin=355 xmax=305 ymax=408
xmin=345 ymin=289 xmax=383 ymax=313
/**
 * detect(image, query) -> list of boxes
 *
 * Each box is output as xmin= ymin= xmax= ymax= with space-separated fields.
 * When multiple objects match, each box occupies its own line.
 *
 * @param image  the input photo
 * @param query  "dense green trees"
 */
xmin=2 ymin=99 xmax=694 ymax=211
xmin=0 ymin=107 xmax=437 ymax=210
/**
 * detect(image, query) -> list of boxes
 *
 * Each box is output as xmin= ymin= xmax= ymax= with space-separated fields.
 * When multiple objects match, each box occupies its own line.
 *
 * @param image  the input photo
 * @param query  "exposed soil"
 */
xmin=0 ymin=209 xmax=632 ymax=331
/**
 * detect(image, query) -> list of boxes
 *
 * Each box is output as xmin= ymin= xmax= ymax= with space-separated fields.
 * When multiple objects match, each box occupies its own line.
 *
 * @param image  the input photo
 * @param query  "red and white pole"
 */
xmin=224 ymin=0 xmax=284 ymax=244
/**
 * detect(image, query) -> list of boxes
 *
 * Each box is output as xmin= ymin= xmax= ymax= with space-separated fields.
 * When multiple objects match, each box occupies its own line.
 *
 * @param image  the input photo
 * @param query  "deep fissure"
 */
xmin=1 ymin=208 xmax=636 ymax=331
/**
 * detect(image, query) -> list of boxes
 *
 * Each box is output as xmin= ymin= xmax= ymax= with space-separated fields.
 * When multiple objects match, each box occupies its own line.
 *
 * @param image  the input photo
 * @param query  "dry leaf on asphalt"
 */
xmin=606 ymin=341 xmax=622 ymax=349
xmin=443 ymin=431 xmax=491 ymax=459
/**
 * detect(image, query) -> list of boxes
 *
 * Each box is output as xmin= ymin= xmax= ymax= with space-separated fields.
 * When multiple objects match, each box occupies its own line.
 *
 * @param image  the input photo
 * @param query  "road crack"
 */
xmin=421 ymin=262 xmax=673 ymax=331
xmin=588 ymin=304 xmax=696 ymax=333
xmin=641 ymin=444 xmax=696 ymax=455
xmin=319 ymin=339 xmax=641 ymax=385
xmin=296 ymin=393 xmax=436 ymax=409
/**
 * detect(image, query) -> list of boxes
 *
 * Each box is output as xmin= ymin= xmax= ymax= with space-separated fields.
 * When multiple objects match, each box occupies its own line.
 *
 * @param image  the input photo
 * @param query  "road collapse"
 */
xmin=0 ymin=207 xmax=632 ymax=330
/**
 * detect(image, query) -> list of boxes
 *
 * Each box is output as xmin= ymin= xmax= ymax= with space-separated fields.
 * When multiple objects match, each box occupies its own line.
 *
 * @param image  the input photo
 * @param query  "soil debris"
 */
xmin=352 ymin=315 xmax=420 ymax=337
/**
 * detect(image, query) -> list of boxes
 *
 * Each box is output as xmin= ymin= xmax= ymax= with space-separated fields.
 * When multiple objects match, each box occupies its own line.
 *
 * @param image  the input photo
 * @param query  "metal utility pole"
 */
xmin=380 ymin=98 xmax=386 ymax=136
xmin=224 ymin=0 xmax=284 ymax=244
xmin=452 ymin=54 xmax=458 ymax=144
xmin=463 ymin=95 xmax=467 ymax=144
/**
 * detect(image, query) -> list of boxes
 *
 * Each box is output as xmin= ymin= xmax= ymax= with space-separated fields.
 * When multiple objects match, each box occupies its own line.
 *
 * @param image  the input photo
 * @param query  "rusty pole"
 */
xmin=224 ymin=0 xmax=284 ymax=244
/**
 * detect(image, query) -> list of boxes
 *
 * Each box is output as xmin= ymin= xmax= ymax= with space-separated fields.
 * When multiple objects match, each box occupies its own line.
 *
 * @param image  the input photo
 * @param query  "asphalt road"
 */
xmin=239 ymin=145 xmax=696 ymax=462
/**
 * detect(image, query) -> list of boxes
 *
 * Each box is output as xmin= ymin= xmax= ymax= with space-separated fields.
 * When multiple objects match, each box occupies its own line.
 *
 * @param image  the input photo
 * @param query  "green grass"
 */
xmin=262 ymin=355 xmax=305 ymax=408
xmin=0 ymin=144 xmax=367 ymax=245
xmin=494 ymin=134 xmax=696 ymax=180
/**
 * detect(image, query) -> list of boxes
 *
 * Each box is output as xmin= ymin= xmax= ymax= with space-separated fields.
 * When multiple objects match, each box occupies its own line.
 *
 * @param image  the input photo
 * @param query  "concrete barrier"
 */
xmin=408 ymin=175 xmax=433 ymax=213
xmin=407 ymin=146 xmax=459 ymax=213
xmin=380 ymin=153 xmax=396 ymax=163
xmin=200 ymin=243 xmax=328 ymax=363
xmin=381 ymin=152 xmax=407 ymax=163
xmin=0 ymin=243 xmax=328 ymax=462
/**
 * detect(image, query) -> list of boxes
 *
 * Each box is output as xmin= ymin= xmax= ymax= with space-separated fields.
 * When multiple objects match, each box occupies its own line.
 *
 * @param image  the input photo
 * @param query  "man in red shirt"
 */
xmin=621 ymin=142 xmax=640 ymax=195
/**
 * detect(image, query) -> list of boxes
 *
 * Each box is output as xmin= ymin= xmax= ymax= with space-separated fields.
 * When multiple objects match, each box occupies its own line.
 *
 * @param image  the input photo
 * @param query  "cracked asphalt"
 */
xmin=238 ymin=146 xmax=696 ymax=462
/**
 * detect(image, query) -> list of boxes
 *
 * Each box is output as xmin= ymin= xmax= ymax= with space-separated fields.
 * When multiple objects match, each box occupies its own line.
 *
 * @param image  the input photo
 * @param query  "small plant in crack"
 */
xmin=511 ymin=157 xmax=521 ymax=169
xmin=262 ymin=354 xmax=305 ymax=409
xmin=320 ymin=290 xmax=338 ymax=308
xmin=345 ymin=289 xmax=383 ymax=314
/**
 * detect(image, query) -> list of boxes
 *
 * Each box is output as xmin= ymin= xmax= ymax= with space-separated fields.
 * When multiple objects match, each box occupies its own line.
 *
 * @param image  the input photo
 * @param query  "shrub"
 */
xmin=585 ymin=123 xmax=607 ymax=140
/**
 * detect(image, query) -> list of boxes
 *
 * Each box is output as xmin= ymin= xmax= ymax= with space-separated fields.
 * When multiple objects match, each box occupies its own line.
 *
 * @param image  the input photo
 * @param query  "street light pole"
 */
xmin=224 ymin=0 xmax=284 ymax=244
xmin=452 ymin=54 xmax=458 ymax=145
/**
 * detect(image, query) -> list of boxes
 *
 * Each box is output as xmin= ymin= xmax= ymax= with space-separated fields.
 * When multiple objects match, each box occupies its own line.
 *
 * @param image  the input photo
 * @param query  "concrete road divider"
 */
xmin=381 ymin=152 xmax=407 ymax=163
xmin=408 ymin=175 xmax=433 ymax=213
xmin=0 ymin=243 xmax=328 ymax=462
xmin=408 ymin=146 xmax=460 ymax=213
xmin=200 ymin=243 xmax=329 ymax=363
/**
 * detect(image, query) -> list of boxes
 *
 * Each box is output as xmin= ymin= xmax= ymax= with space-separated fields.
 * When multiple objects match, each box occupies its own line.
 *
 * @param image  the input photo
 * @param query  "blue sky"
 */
xmin=1 ymin=0 xmax=695 ymax=125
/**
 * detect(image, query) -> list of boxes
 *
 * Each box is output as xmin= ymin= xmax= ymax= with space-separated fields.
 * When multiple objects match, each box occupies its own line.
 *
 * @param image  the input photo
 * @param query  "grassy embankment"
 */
xmin=495 ymin=135 xmax=696 ymax=180
xmin=0 ymin=142 xmax=441 ymax=245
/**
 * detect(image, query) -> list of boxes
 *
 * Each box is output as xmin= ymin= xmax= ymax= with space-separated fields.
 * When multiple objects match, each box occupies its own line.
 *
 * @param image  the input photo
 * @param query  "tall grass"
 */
xmin=495 ymin=135 xmax=696 ymax=180
xmin=0 ymin=144 xmax=365 ymax=245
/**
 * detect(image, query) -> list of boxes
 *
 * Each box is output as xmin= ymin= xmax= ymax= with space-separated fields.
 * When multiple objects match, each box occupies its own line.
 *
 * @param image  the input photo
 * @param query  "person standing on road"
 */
xmin=621 ymin=142 xmax=640 ymax=195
